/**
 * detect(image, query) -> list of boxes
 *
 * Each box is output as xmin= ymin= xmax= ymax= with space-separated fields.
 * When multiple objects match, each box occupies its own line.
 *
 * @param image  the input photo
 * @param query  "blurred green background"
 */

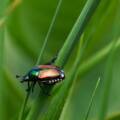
xmin=0 ymin=0 xmax=120 ymax=120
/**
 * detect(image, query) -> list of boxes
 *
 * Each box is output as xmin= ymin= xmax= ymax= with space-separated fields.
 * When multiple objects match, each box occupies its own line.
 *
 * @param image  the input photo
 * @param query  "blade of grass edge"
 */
xmin=35 ymin=0 xmax=63 ymax=65
xmin=98 ymin=38 xmax=118 ymax=120
xmin=0 ymin=0 xmax=21 ymax=28
xmin=0 ymin=1 xmax=23 ymax=120
xmin=18 ymin=89 xmax=31 ymax=120
xmin=98 ymin=4 xmax=119 ymax=120
xmin=0 ymin=0 xmax=9 ymax=119
xmin=84 ymin=77 xmax=101 ymax=120
xmin=0 ymin=22 xmax=5 ymax=120
xmin=78 ymin=38 xmax=120 ymax=78
xmin=55 ymin=0 xmax=101 ymax=68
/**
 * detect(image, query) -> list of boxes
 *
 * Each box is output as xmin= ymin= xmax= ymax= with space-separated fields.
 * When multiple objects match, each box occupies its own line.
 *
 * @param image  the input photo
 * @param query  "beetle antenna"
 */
xmin=16 ymin=75 xmax=25 ymax=83
xmin=51 ymin=55 xmax=57 ymax=64
xmin=45 ymin=54 xmax=58 ymax=65
xmin=16 ymin=75 xmax=24 ymax=80
xmin=16 ymin=75 xmax=21 ymax=78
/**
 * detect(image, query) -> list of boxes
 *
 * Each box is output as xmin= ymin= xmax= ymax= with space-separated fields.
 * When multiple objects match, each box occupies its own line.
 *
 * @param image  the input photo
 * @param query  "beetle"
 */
xmin=16 ymin=55 xmax=65 ymax=93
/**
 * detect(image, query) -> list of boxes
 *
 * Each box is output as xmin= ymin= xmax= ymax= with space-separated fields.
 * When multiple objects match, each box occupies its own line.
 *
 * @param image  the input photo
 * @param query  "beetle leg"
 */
xmin=37 ymin=82 xmax=50 ymax=96
xmin=28 ymin=81 xmax=30 ymax=90
xmin=26 ymin=81 xmax=30 ymax=92
xmin=45 ymin=55 xmax=58 ymax=65
xmin=37 ymin=81 xmax=44 ymax=91
xmin=31 ymin=81 xmax=36 ymax=92
xmin=20 ymin=80 xmax=24 ymax=83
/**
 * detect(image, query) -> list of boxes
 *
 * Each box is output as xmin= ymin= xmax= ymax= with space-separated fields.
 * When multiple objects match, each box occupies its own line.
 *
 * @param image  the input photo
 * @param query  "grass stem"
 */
xmin=35 ymin=0 xmax=63 ymax=65
xmin=84 ymin=77 xmax=101 ymax=120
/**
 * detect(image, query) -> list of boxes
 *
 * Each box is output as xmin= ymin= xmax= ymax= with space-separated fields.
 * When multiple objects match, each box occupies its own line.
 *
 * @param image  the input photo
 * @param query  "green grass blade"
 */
xmin=84 ymin=77 xmax=101 ymax=120
xmin=18 ymin=90 xmax=31 ymax=120
xmin=0 ymin=0 xmax=21 ymax=27
xmin=98 ymin=40 xmax=118 ymax=120
xmin=0 ymin=1 xmax=22 ymax=119
xmin=0 ymin=23 xmax=5 ymax=120
xmin=78 ymin=38 xmax=120 ymax=78
xmin=0 ymin=1 xmax=8 ymax=119
xmin=98 ymin=5 xmax=120 ymax=120
xmin=99 ymin=43 xmax=118 ymax=120
xmin=55 ymin=0 xmax=101 ymax=67
xmin=36 ymin=0 xmax=63 ymax=65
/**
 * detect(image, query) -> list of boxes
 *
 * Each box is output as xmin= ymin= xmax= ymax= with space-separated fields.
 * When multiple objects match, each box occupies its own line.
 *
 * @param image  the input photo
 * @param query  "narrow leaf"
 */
xmin=0 ymin=1 xmax=8 ymax=119
xmin=55 ymin=0 xmax=101 ymax=67
xmin=0 ymin=22 xmax=5 ymax=120
xmin=78 ymin=38 xmax=120 ymax=78
xmin=84 ymin=77 xmax=101 ymax=120
xmin=36 ymin=0 xmax=63 ymax=65
xmin=98 ymin=4 xmax=120 ymax=120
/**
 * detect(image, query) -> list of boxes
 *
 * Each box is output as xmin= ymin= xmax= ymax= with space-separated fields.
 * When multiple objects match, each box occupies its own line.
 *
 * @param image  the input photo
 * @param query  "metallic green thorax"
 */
xmin=31 ymin=71 xmax=39 ymax=76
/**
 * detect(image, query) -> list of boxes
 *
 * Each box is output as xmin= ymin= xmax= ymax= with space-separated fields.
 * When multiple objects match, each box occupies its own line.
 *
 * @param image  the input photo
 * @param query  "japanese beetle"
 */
xmin=16 ymin=56 xmax=65 ymax=92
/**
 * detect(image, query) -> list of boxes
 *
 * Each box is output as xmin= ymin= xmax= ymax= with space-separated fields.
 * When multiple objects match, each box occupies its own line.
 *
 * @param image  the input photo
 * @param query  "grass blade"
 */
xmin=98 ymin=39 xmax=118 ymax=120
xmin=98 ymin=5 xmax=120 ymax=120
xmin=36 ymin=0 xmax=63 ymax=65
xmin=0 ymin=0 xmax=22 ymax=119
xmin=55 ymin=0 xmax=101 ymax=67
xmin=0 ymin=23 xmax=5 ymax=120
xmin=78 ymin=38 xmax=120 ymax=78
xmin=84 ymin=77 xmax=101 ymax=120
xmin=18 ymin=90 xmax=31 ymax=120
xmin=0 ymin=1 xmax=8 ymax=119
xmin=0 ymin=0 xmax=21 ymax=27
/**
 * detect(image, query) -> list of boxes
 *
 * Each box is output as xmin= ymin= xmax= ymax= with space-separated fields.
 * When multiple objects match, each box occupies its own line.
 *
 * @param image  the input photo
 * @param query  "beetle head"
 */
xmin=16 ymin=74 xmax=30 ymax=83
